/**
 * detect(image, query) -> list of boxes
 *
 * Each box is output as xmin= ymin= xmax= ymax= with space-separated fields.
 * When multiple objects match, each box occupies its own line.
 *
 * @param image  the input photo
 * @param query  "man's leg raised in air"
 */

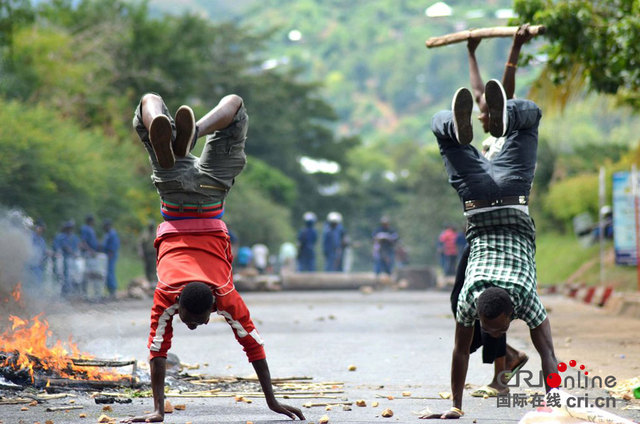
xmin=197 ymin=95 xmax=248 ymax=190
xmin=137 ymin=93 xmax=175 ymax=169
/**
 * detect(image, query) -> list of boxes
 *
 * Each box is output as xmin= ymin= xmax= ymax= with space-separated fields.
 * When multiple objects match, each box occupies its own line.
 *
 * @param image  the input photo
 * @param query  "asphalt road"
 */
xmin=1 ymin=290 xmax=638 ymax=423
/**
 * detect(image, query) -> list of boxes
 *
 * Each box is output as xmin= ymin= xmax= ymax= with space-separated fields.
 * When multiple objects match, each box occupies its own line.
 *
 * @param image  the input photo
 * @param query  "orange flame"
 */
xmin=1 ymin=286 xmax=123 ymax=383
xmin=11 ymin=282 xmax=22 ymax=303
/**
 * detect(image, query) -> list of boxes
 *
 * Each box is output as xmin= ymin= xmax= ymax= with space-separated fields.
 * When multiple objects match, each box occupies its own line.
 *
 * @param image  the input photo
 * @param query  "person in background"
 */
xmin=80 ymin=214 xmax=102 ymax=299
xmin=236 ymin=245 xmax=253 ymax=270
xmin=52 ymin=220 xmax=80 ymax=297
xmin=101 ymin=219 xmax=120 ymax=298
xmin=278 ymin=241 xmax=297 ymax=273
xmin=27 ymin=219 xmax=49 ymax=292
xmin=297 ymin=211 xmax=317 ymax=272
xmin=323 ymin=211 xmax=346 ymax=272
xmin=372 ymin=216 xmax=399 ymax=276
xmin=139 ymin=219 xmax=157 ymax=284
xmin=251 ymin=243 xmax=269 ymax=274
xmin=438 ymin=225 xmax=459 ymax=277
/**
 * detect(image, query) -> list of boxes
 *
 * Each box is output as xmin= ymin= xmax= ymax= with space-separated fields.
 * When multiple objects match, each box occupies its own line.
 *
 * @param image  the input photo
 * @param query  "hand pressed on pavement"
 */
xmin=268 ymin=400 xmax=306 ymax=420
xmin=120 ymin=411 xmax=163 ymax=423
xmin=420 ymin=407 xmax=463 ymax=420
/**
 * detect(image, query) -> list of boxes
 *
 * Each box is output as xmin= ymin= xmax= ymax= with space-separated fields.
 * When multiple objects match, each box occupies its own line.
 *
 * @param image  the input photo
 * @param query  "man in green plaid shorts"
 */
xmin=422 ymin=80 xmax=558 ymax=420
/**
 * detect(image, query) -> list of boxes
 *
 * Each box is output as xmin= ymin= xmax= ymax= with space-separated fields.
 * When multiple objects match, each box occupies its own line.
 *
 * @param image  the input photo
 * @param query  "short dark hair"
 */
xmin=477 ymin=287 xmax=513 ymax=319
xmin=179 ymin=282 xmax=214 ymax=314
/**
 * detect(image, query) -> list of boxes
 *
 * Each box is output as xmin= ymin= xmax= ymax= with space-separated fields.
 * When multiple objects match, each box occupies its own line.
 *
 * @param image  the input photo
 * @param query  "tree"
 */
xmin=514 ymin=0 xmax=640 ymax=109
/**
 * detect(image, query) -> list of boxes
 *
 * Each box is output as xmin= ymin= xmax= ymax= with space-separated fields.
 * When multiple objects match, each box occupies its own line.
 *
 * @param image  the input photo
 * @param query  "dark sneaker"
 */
xmin=149 ymin=115 xmax=175 ymax=169
xmin=451 ymin=87 xmax=474 ymax=145
xmin=485 ymin=79 xmax=508 ymax=138
xmin=174 ymin=105 xmax=196 ymax=157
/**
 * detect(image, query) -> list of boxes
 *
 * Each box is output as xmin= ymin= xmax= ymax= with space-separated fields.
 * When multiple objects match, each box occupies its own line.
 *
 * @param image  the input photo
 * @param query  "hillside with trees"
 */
xmin=2 ymin=0 xmax=640 ymax=280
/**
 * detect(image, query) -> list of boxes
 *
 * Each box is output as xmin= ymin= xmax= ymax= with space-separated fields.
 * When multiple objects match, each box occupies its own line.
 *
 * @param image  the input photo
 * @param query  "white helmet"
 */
xmin=303 ymin=211 xmax=317 ymax=222
xmin=327 ymin=211 xmax=342 ymax=223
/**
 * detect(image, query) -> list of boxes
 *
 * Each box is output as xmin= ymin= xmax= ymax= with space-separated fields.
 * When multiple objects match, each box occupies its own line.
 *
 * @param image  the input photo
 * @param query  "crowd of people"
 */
xmin=26 ymin=214 xmax=120 ymax=301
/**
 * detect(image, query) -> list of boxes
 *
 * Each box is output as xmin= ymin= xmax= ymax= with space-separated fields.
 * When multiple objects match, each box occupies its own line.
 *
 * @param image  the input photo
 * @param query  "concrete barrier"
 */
xmin=280 ymin=271 xmax=379 ymax=290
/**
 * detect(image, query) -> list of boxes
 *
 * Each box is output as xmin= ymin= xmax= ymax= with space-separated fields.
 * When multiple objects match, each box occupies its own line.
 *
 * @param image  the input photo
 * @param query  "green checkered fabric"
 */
xmin=456 ymin=208 xmax=547 ymax=329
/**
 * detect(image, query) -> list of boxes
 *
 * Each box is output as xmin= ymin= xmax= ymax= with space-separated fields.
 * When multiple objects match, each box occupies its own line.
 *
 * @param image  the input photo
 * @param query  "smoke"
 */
xmin=0 ymin=208 xmax=34 ymax=302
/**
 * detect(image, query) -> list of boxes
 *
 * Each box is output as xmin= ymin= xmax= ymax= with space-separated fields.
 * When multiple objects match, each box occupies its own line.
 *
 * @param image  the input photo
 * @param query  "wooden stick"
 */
xmin=426 ymin=25 xmax=546 ymax=48
xmin=45 ymin=378 xmax=140 ymax=390
xmin=236 ymin=376 xmax=313 ymax=382
xmin=374 ymin=394 xmax=443 ymax=400
xmin=302 ymin=401 xmax=353 ymax=408
xmin=165 ymin=393 xmax=340 ymax=399
xmin=0 ymin=398 xmax=32 ymax=405
xmin=46 ymin=405 xmax=84 ymax=412
xmin=70 ymin=358 xmax=135 ymax=367
xmin=94 ymin=392 xmax=132 ymax=398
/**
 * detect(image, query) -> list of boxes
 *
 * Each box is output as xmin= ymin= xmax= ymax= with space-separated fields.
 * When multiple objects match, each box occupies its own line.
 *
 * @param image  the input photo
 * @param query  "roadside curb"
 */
xmin=542 ymin=283 xmax=614 ymax=307
xmin=543 ymin=284 xmax=640 ymax=320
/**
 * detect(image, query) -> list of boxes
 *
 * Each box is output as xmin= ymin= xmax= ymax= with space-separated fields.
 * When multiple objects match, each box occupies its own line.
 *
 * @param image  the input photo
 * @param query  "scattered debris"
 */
xmin=609 ymin=377 xmax=640 ymax=399
xmin=381 ymin=408 xmax=394 ymax=417
xmin=318 ymin=414 xmax=330 ymax=424
xmin=360 ymin=286 xmax=374 ymax=294
xmin=94 ymin=395 xmax=132 ymax=404
xmin=343 ymin=405 xmax=352 ymax=411
xmin=356 ymin=399 xmax=366 ymax=407
xmin=46 ymin=405 xmax=84 ymax=412
xmin=79 ymin=413 xmax=87 ymax=418
xmin=372 ymin=401 xmax=379 ymax=407
xmin=413 ymin=406 xmax=432 ymax=416
xmin=348 ymin=365 xmax=357 ymax=371
xmin=97 ymin=414 xmax=115 ymax=423
xmin=101 ymin=405 xmax=112 ymax=412
xmin=402 ymin=391 xmax=412 ymax=397
xmin=164 ymin=399 xmax=174 ymax=413
xmin=439 ymin=391 xmax=451 ymax=399
xmin=175 ymin=404 xmax=186 ymax=410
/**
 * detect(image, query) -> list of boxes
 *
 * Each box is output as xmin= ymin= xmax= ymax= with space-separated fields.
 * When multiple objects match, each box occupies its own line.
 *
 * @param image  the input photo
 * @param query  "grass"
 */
xmin=115 ymin=247 xmax=145 ymax=291
xmin=536 ymin=232 xmax=639 ymax=291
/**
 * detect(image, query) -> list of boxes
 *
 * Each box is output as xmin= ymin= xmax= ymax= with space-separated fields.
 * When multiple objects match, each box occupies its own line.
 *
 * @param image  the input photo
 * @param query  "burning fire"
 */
xmin=1 ymin=284 xmax=121 ymax=384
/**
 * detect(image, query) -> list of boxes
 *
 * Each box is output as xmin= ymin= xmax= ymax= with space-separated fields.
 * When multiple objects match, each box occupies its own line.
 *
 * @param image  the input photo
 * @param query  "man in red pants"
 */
xmin=122 ymin=93 xmax=304 ymax=423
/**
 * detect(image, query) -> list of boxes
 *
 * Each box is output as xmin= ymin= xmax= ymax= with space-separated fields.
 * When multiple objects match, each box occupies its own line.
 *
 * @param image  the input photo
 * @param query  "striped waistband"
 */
xmin=160 ymin=199 xmax=224 ymax=220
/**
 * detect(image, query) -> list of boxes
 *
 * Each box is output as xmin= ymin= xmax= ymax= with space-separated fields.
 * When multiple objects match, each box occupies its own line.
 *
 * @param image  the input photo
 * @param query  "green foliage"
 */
xmin=0 ymin=97 xmax=150 ymax=233
xmin=542 ymin=173 xmax=599 ymax=228
xmin=223 ymin=183 xmax=295 ymax=251
xmin=0 ymin=0 xmax=355 ymax=251
xmin=514 ymin=0 xmax=640 ymax=109
xmin=242 ymin=158 xmax=297 ymax=207
xmin=535 ymin=231 xmax=601 ymax=285
xmin=397 ymin=147 xmax=464 ymax=265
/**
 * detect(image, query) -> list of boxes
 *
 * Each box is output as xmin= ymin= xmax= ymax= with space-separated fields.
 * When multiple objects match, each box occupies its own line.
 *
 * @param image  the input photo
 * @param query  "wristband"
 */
xmin=506 ymin=62 xmax=517 ymax=68
xmin=450 ymin=407 xmax=464 ymax=416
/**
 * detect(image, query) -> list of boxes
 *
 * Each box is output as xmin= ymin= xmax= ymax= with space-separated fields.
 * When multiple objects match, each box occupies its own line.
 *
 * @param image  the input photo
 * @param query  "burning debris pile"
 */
xmin=0 ymin=285 xmax=135 ymax=391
